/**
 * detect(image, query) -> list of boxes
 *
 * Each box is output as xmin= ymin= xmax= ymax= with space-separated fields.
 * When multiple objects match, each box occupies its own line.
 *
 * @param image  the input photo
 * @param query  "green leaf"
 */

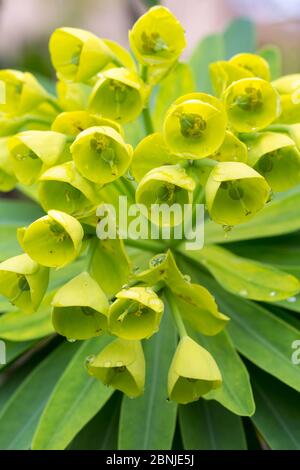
xmin=189 ymin=34 xmax=224 ymax=93
xmin=259 ymin=45 xmax=282 ymax=80
xmin=224 ymin=18 xmax=256 ymax=58
xmin=250 ymin=365 xmax=300 ymax=450
xmin=69 ymin=393 xmax=120 ymax=450
xmin=118 ymin=306 xmax=177 ymax=450
xmin=179 ymin=400 xmax=247 ymax=450
xmin=154 ymin=63 xmax=195 ymax=129
xmin=184 ymin=244 xmax=300 ymax=302
xmin=32 ymin=335 xmax=114 ymax=450
xmin=205 ymin=185 xmax=300 ymax=244
xmin=0 ymin=342 xmax=78 ymax=449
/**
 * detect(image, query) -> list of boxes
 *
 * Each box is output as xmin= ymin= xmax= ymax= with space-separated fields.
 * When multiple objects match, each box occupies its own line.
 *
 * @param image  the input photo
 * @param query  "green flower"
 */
xmin=136 ymin=165 xmax=195 ymax=226
xmin=271 ymin=75 xmax=300 ymax=124
xmin=108 ymin=286 xmax=164 ymax=340
xmin=0 ymin=69 xmax=48 ymax=116
xmin=211 ymin=130 xmax=248 ymax=163
xmin=0 ymin=138 xmax=17 ymax=192
xmin=229 ymin=53 xmax=271 ymax=81
xmin=163 ymin=93 xmax=227 ymax=159
xmin=206 ymin=161 xmax=271 ymax=225
xmin=38 ymin=161 xmax=100 ymax=217
xmin=8 ymin=131 xmax=69 ymax=185
xmin=49 ymin=27 xmax=114 ymax=82
xmin=17 ymin=210 xmax=84 ymax=268
xmin=56 ymin=81 xmax=92 ymax=111
xmin=0 ymin=254 xmax=49 ymax=313
xmin=71 ymin=125 xmax=132 ymax=184
xmin=210 ymin=60 xmax=253 ymax=96
xmin=223 ymin=77 xmax=280 ymax=132
xmin=87 ymin=338 xmax=145 ymax=397
xmin=168 ymin=336 xmax=222 ymax=404
xmin=247 ymin=131 xmax=300 ymax=191
xmin=88 ymin=68 xmax=146 ymax=123
xmin=129 ymin=6 xmax=186 ymax=66
xmin=103 ymin=38 xmax=137 ymax=71
xmin=52 ymin=272 xmax=109 ymax=341
xmin=51 ymin=110 xmax=123 ymax=137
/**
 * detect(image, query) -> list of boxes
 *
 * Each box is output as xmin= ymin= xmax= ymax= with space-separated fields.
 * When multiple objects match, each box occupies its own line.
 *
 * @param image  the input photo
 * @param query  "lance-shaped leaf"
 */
xmin=229 ymin=53 xmax=271 ymax=81
xmin=87 ymin=338 xmax=145 ymax=398
xmin=168 ymin=336 xmax=222 ymax=404
xmin=8 ymin=130 xmax=69 ymax=185
xmin=210 ymin=60 xmax=253 ymax=97
xmin=90 ymin=238 xmax=131 ymax=298
xmin=211 ymin=130 xmax=248 ymax=163
xmin=17 ymin=210 xmax=84 ymax=268
xmin=52 ymin=272 xmax=109 ymax=341
xmin=131 ymin=132 xmax=181 ymax=182
xmin=88 ymin=67 xmax=146 ymax=123
xmin=136 ymin=164 xmax=195 ymax=226
xmin=49 ymin=27 xmax=114 ymax=82
xmin=56 ymin=81 xmax=92 ymax=111
xmin=108 ymin=286 xmax=164 ymax=340
xmin=136 ymin=251 xmax=229 ymax=336
xmin=205 ymin=161 xmax=270 ymax=226
xmin=128 ymin=6 xmax=186 ymax=67
xmin=0 ymin=138 xmax=17 ymax=192
xmin=0 ymin=254 xmax=49 ymax=314
xmin=247 ymin=131 xmax=300 ymax=191
xmin=71 ymin=125 xmax=132 ymax=184
xmin=0 ymin=69 xmax=48 ymax=116
xmin=38 ymin=161 xmax=99 ymax=217
xmin=223 ymin=77 xmax=280 ymax=132
xmin=51 ymin=110 xmax=123 ymax=137
xmin=163 ymin=92 xmax=227 ymax=159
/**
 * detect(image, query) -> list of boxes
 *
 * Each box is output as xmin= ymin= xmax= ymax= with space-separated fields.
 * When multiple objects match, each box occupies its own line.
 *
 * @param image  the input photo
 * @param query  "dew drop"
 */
xmin=183 ymin=274 xmax=191 ymax=283
xmin=85 ymin=355 xmax=95 ymax=367
xmin=67 ymin=338 xmax=76 ymax=343
xmin=269 ymin=291 xmax=277 ymax=298
xmin=116 ymin=361 xmax=123 ymax=367
xmin=239 ymin=289 xmax=248 ymax=297
xmin=104 ymin=360 xmax=111 ymax=368
xmin=287 ymin=296 xmax=297 ymax=303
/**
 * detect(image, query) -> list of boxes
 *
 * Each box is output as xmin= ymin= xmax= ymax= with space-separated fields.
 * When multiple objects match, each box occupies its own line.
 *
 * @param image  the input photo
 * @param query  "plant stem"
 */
xmin=141 ymin=65 xmax=154 ymax=135
xmin=165 ymin=288 xmax=187 ymax=338
xmin=86 ymin=236 xmax=98 ymax=272
xmin=45 ymin=95 xmax=64 ymax=114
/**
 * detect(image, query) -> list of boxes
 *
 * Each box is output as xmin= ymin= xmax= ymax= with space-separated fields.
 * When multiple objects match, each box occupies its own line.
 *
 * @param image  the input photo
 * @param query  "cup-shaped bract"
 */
xmin=211 ymin=130 xmax=248 ymax=163
xmin=272 ymin=74 xmax=300 ymax=95
xmin=0 ymin=70 xmax=48 ymax=116
xmin=223 ymin=77 xmax=280 ymax=132
xmin=51 ymin=110 xmax=123 ymax=137
xmin=88 ymin=68 xmax=145 ymax=123
xmin=52 ymin=272 xmax=109 ymax=340
xmin=38 ymin=161 xmax=99 ymax=217
xmin=49 ymin=27 xmax=114 ymax=82
xmin=71 ymin=125 xmax=132 ymax=184
xmin=56 ymin=81 xmax=92 ymax=111
xmin=247 ymin=131 xmax=300 ymax=191
xmin=210 ymin=60 xmax=253 ymax=97
xmin=168 ymin=336 xmax=222 ymax=404
xmin=129 ymin=6 xmax=186 ymax=66
xmin=8 ymin=131 xmax=69 ymax=185
xmin=108 ymin=286 xmax=164 ymax=340
xmin=87 ymin=338 xmax=145 ymax=397
xmin=0 ymin=254 xmax=49 ymax=313
xmin=206 ymin=162 xmax=271 ymax=225
xmin=271 ymin=73 xmax=300 ymax=124
xmin=163 ymin=93 xmax=227 ymax=159
xmin=17 ymin=210 xmax=84 ymax=268
xmin=103 ymin=39 xmax=137 ymax=72
xmin=131 ymin=132 xmax=180 ymax=182
xmin=229 ymin=53 xmax=271 ymax=81
xmin=136 ymin=165 xmax=195 ymax=226
xmin=0 ymin=138 xmax=17 ymax=191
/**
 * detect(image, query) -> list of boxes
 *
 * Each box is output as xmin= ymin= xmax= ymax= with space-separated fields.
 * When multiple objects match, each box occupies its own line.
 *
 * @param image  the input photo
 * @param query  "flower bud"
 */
xmin=38 ymin=161 xmax=99 ymax=217
xmin=168 ymin=336 xmax=222 ymax=404
xmin=56 ymin=81 xmax=92 ymax=111
xmin=71 ymin=125 xmax=132 ymax=184
xmin=163 ymin=93 xmax=227 ymax=159
xmin=223 ymin=77 xmax=280 ymax=132
xmin=211 ymin=130 xmax=248 ymax=163
xmin=0 ymin=70 xmax=48 ymax=116
xmin=205 ymin=161 xmax=271 ymax=225
xmin=88 ymin=68 xmax=146 ymax=123
xmin=17 ymin=210 xmax=84 ymax=268
xmin=108 ymin=286 xmax=164 ymax=340
xmin=49 ymin=27 xmax=114 ymax=82
xmin=87 ymin=338 xmax=145 ymax=397
xmin=135 ymin=165 xmax=195 ymax=226
xmin=8 ymin=130 xmax=69 ymax=185
xmin=0 ymin=254 xmax=49 ymax=313
xmin=129 ymin=6 xmax=186 ymax=66
xmin=210 ymin=60 xmax=252 ymax=96
xmin=229 ymin=53 xmax=271 ymax=81
xmin=131 ymin=132 xmax=180 ymax=182
xmin=247 ymin=131 xmax=300 ymax=191
xmin=51 ymin=110 xmax=123 ymax=137
xmin=0 ymin=138 xmax=17 ymax=192
xmin=52 ymin=272 xmax=109 ymax=340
